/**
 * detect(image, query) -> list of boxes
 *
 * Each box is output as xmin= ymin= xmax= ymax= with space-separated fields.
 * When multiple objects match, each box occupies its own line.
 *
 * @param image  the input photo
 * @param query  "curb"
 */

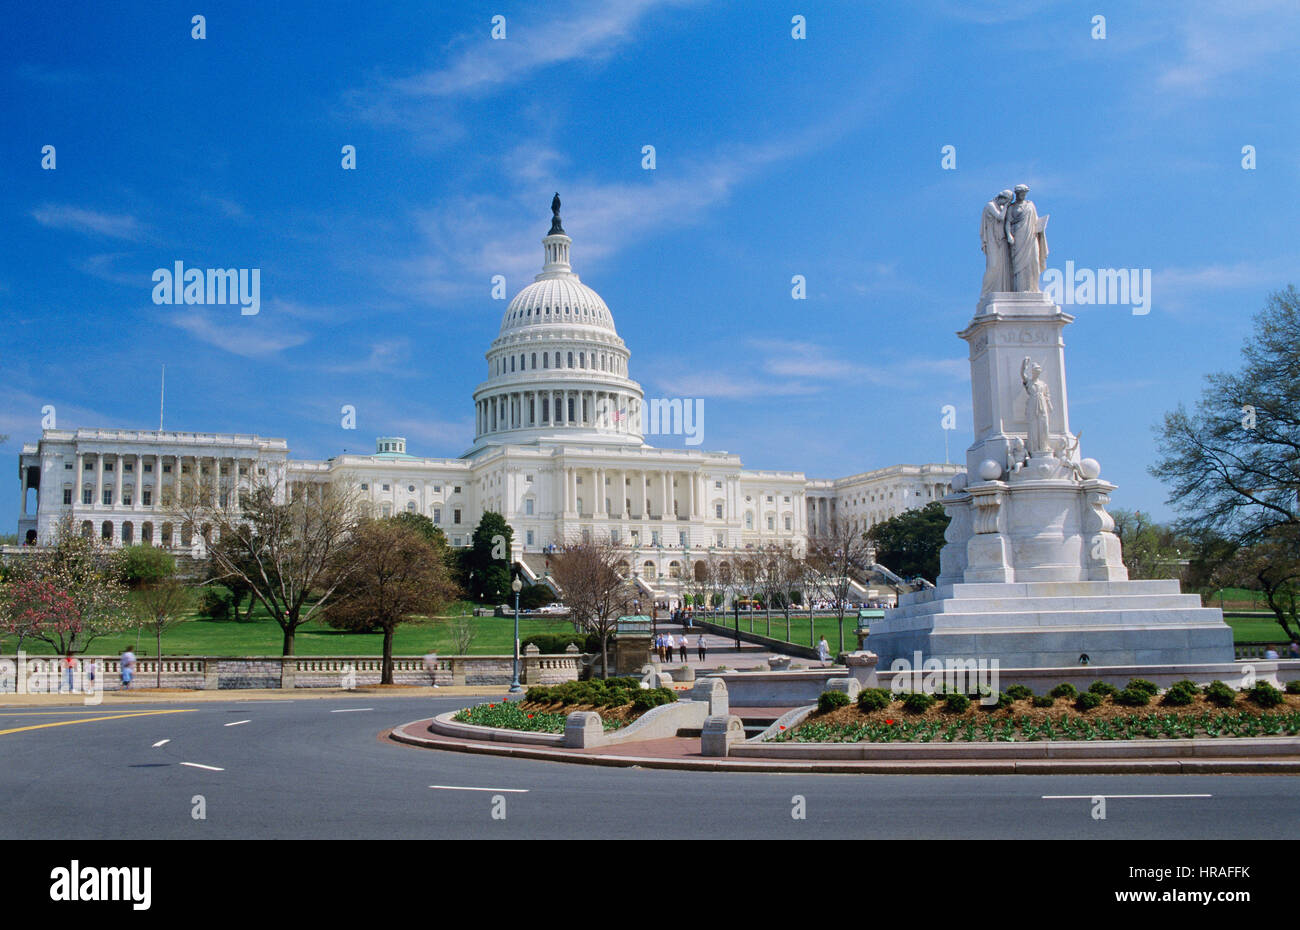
xmin=386 ymin=718 xmax=1300 ymax=775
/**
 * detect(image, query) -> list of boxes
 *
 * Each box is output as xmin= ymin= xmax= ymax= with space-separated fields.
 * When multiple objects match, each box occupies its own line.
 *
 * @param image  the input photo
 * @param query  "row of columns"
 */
xmin=66 ymin=452 xmax=257 ymax=511
xmin=476 ymin=389 xmax=640 ymax=437
xmin=560 ymin=466 xmax=704 ymax=519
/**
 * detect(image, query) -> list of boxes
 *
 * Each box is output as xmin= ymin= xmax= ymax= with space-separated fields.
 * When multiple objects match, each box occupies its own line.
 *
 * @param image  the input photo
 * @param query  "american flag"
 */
xmin=613 ymin=408 xmax=627 ymax=422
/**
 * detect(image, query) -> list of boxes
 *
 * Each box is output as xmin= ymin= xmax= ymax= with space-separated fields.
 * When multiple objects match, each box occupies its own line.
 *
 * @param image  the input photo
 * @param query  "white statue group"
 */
xmin=980 ymin=184 xmax=1049 ymax=297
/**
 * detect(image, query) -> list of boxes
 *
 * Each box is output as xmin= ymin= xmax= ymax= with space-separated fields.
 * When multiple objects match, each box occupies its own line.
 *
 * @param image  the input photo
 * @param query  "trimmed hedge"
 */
xmin=1115 ymin=687 xmax=1151 ymax=707
xmin=524 ymin=676 xmax=671 ymax=710
xmin=1127 ymin=678 xmax=1160 ymax=697
xmin=901 ymin=692 xmax=935 ymax=713
xmin=1075 ymin=691 xmax=1103 ymax=711
xmin=943 ymin=692 xmax=971 ymax=713
xmin=1246 ymin=681 xmax=1284 ymax=708
xmin=521 ymin=632 xmax=601 ymax=654
xmin=857 ymin=688 xmax=892 ymax=712
xmin=818 ymin=690 xmax=852 ymax=713
xmin=1088 ymin=680 xmax=1119 ymax=697
xmin=1287 ymin=680 xmax=1300 ymax=696
xmin=1049 ymin=683 xmax=1078 ymax=699
xmin=1031 ymin=695 xmax=1055 ymax=708
xmin=1004 ymin=684 xmax=1034 ymax=701
xmin=1204 ymin=680 xmax=1237 ymax=708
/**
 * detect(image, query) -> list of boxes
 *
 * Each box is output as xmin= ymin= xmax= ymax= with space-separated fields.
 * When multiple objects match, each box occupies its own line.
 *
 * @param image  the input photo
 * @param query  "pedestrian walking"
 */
xmin=696 ymin=634 xmax=707 ymax=662
xmin=120 ymin=648 xmax=136 ymax=690
xmin=423 ymin=649 xmax=439 ymax=687
xmin=678 ymin=634 xmax=688 ymax=663
xmin=62 ymin=653 xmax=75 ymax=693
xmin=84 ymin=658 xmax=96 ymax=691
xmin=817 ymin=635 xmax=831 ymax=668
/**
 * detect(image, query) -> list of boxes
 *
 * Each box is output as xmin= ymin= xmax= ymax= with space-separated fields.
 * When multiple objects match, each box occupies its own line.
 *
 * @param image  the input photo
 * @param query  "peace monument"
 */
xmin=867 ymin=188 xmax=1234 ymax=668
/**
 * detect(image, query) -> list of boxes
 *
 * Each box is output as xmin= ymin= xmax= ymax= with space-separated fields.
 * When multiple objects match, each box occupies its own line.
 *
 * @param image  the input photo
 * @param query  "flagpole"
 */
xmin=159 ymin=365 xmax=165 ymax=432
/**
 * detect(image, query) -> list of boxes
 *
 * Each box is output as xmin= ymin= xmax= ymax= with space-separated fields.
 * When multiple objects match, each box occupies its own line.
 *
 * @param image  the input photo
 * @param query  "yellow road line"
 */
xmin=0 ymin=709 xmax=196 ymax=736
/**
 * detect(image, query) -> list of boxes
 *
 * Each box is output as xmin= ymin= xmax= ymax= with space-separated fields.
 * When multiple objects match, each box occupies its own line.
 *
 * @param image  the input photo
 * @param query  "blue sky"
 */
xmin=4 ymin=0 xmax=1298 ymax=532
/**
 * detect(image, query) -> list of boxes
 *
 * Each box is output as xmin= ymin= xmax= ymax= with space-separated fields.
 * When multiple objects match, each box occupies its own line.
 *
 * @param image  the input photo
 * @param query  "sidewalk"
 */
xmin=643 ymin=621 xmax=837 ymax=672
xmin=0 ymin=685 xmax=505 ymax=708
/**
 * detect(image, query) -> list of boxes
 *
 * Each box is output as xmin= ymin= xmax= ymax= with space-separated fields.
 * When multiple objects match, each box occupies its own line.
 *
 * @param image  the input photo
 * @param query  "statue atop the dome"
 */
xmin=549 ymin=192 xmax=564 ymax=235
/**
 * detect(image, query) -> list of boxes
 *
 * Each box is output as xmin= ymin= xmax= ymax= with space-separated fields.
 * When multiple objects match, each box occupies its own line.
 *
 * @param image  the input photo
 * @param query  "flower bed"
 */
xmin=771 ymin=680 xmax=1300 ymax=743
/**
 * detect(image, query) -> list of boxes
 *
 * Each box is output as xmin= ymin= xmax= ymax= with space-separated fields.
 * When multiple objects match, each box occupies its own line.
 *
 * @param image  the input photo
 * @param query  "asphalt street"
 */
xmin=1 ymin=695 xmax=1297 ymax=839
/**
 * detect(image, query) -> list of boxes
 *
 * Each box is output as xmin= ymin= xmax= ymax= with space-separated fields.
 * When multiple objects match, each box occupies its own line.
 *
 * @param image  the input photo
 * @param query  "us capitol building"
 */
xmin=16 ymin=199 xmax=959 ymax=601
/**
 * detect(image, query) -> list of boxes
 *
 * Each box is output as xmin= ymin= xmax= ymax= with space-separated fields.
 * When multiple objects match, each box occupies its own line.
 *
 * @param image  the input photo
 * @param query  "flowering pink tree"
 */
xmin=1 ymin=518 xmax=129 ymax=653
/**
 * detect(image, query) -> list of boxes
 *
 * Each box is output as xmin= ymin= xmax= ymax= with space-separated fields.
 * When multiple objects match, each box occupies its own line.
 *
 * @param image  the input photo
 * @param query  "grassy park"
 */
xmin=3 ymin=597 xmax=584 ymax=657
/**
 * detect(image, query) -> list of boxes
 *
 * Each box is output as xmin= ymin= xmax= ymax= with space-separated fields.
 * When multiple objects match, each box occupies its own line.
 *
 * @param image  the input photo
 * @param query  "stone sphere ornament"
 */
xmin=951 ymin=472 xmax=968 ymax=491
xmin=978 ymin=459 xmax=1003 ymax=481
xmin=1079 ymin=457 xmax=1101 ymax=480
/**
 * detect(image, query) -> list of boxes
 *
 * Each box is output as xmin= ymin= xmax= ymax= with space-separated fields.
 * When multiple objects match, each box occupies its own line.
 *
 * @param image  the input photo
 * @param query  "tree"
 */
xmin=323 ymin=519 xmax=459 ymax=684
xmin=119 ymin=545 xmax=176 ymax=588
xmin=175 ymin=476 xmax=365 ymax=655
xmin=450 ymin=614 xmax=477 ymax=654
xmin=866 ymin=501 xmax=950 ymax=582
xmin=1 ymin=517 xmax=130 ymax=653
xmin=1152 ymin=286 xmax=1300 ymax=546
xmin=806 ymin=519 xmax=875 ymax=653
xmin=1109 ymin=509 xmax=1188 ymax=581
xmin=133 ymin=577 xmax=193 ymax=686
xmin=547 ymin=538 xmax=632 ymax=678
xmin=1152 ymin=287 xmax=1300 ymax=640
xmin=1209 ymin=531 xmax=1300 ymax=642
xmin=463 ymin=512 xmax=513 ymax=603
xmin=202 ymin=535 xmax=257 ymax=622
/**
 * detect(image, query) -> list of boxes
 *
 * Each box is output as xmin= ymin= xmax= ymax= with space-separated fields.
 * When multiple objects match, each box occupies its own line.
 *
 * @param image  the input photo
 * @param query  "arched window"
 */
xmin=543 ymin=354 xmax=549 ymax=369
xmin=579 ymin=352 xmax=585 ymax=368
xmin=567 ymin=352 xmax=573 ymax=368
xmin=510 ymin=356 xmax=515 ymax=372
xmin=554 ymin=352 xmax=561 ymax=367
xmin=531 ymin=353 xmax=536 ymax=369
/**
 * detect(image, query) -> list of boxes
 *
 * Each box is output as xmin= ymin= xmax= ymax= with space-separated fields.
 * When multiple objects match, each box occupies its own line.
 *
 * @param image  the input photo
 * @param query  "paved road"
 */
xmin=2 ymin=696 xmax=1297 ymax=839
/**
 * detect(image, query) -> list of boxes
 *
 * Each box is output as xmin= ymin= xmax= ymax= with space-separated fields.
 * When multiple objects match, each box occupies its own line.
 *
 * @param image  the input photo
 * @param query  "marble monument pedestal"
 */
xmin=867 ymin=579 xmax=1234 ymax=669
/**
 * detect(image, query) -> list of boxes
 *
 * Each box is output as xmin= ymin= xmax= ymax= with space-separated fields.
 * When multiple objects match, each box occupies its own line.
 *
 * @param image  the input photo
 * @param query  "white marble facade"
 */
xmin=15 ymin=209 xmax=959 ymax=600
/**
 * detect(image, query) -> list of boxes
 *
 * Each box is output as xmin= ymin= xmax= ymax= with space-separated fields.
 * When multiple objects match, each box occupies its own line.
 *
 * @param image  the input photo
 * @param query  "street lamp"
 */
xmin=510 ymin=576 xmax=523 ymax=694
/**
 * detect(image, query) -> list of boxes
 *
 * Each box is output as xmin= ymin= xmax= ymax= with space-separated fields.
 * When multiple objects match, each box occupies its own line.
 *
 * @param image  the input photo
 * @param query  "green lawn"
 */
xmin=5 ymin=597 xmax=582 ymax=657
xmin=713 ymin=612 xmax=863 ymax=651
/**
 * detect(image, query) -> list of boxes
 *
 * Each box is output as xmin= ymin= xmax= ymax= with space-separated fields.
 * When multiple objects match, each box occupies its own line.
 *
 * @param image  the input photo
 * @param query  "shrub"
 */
xmin=943 ymin=692 xmax=971 ymax=713
xmin=1088 ymin=680 xmax=1119 ymax=697
xmin=1246 ymin=681 xmax=1284 ymax=708
xmin=992 ymin=691 xmax=1014 ymax=710
xmin=1075 ymin=691 xmax=1103 ymax=711
xmin=1286 ymin=680 xmax=1300 ymax=695
xmin=901 ymin=691 xmax=935 ymax=713
xmin=857 ymin=688 xmax=891 ymax=712
xmin=818 ymin=690 xmax=852 ymax=713
xmin=1115 ymin=687 xmax=1150 ymax=707
xmin=1031 ymin=695 xmax=1055 ymax=708
xmin=1127 ymin=678 xmax=1159 ymax=697
xmin=1204 ymin=680 xmax=1237 ymax=708
xmin=1049 ymin=682 xmax=1078 ymax=699
xmin=197 ymin=588 xmax=232 ymax=620
xmin=1005 ymin=684 xmax=1034 ymax=701
xmin=1161 ymin=686 xmax=1195 ymax=707
xmin=632 ymin=688 xmax=677 ymax=712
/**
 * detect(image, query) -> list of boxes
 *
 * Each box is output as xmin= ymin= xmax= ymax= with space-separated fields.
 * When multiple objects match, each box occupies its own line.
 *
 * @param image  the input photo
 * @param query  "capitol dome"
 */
xmin=470 ymin=195 xmax=646 ymax=451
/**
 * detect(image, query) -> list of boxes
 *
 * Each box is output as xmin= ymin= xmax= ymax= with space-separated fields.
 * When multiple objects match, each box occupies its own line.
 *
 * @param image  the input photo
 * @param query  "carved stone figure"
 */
xmin=1004 ymin=185 xmax=1049 ymax=291
xmin=1021 ymin=357 xmax=1052 ymax=455
xmin=980 ymin=190 xmax=1014 ymax=296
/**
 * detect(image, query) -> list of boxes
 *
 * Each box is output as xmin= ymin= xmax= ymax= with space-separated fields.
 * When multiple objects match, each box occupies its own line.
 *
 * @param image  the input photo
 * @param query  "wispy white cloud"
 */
xmin=1155 ymin=0 xmax=1300 ymax=94
xmin=167 ymin=306 xmax=310 ymax=358
xmin=392 ymin=0 xmax=703 ymax=99
xmin=77 ymin=253 xmax=149 ymax=288
xmin=31 ymin=204 xmax=143 ymax=240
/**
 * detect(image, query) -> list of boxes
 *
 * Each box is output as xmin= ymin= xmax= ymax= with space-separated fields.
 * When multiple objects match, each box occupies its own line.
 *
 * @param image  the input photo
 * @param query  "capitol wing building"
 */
xmin=16 ymin=202 xmax=960 ymax=601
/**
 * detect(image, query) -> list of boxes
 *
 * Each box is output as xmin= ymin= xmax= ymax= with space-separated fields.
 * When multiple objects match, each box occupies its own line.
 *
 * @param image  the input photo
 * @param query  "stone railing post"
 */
xmin=281 ymin=657 xmax=296 ymax=690
xmin=523 ymin=643 xmax=541 ymax=685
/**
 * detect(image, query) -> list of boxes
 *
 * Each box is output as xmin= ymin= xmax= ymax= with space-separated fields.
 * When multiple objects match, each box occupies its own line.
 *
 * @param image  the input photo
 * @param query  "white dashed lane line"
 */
xmin=1042 ymin=794 xmax=1212 ymax=799
xmin=429 ymin=785 xmax=529 ymax=793
xmin=223 ymin=720 xmax=251 ymax=727
xmin=179 ymin=762 xmax=225 ymax=772
xmin=330 ymin=708 xmax=373 ymax=713
xmin=152 ymin=739 xmax=170 ymax=747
